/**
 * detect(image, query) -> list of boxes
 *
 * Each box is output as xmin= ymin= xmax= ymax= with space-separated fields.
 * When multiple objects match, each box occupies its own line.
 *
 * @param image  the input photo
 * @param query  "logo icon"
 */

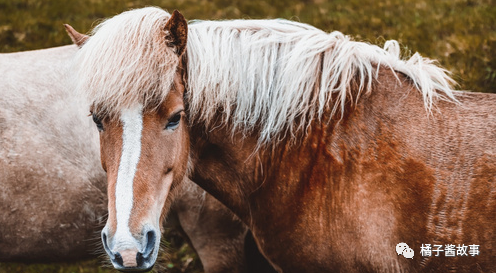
xmin=396 ymin=242 xmax=414 ymax=259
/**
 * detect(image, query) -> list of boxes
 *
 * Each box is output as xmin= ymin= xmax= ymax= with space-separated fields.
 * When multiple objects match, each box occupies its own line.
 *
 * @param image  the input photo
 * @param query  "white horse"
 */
xmin=0 ymin=45 xmax=273 ymax=272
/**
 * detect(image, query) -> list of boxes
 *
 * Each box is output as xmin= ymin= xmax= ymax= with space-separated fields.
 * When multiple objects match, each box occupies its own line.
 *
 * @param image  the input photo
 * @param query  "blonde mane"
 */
xmin=74 ymin=7 xmax=178 ymax=115
xmin=75 ymin=7 xmax=457 ymax=143
xmin=186 ymin=19 xmax=457 ymax=143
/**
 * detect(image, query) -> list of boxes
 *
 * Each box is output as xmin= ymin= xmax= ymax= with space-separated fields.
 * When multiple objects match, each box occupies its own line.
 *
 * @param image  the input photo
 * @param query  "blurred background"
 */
xmin=1 ymin=0 xmax=494 ymax=93
xmin=0 ymin=0 xmax=494 ymax=272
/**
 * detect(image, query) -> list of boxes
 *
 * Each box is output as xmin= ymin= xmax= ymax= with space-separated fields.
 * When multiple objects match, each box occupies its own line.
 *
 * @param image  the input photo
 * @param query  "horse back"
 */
xmin=251 ymin=68 xmax=495 ymax=272
xmin=356 ymin=69 xmax=495 ymax=272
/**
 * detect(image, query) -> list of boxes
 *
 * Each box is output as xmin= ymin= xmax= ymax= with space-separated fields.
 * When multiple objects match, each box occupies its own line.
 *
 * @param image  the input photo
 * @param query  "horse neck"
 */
xmin=187 ymin=68 xmax=428 ymax=229
xmin=189 ymin=122 xmax=261 ymax=221
xmin=187 ymin=103 xmax=354 ymax=227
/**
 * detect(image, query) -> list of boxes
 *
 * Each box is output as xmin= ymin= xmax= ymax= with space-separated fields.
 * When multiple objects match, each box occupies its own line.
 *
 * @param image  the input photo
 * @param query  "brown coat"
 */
xmin=190 ymin=69 xmax=496 ymax=272
xmin=0 ymin=45 xmax=274 ymax=273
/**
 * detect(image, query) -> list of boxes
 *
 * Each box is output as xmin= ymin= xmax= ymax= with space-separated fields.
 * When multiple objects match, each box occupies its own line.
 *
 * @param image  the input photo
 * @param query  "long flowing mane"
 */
xmin=186 ymin=19 xmax=457 ymax=143
xmin=75 ymin=7 xmax=457 ymax=143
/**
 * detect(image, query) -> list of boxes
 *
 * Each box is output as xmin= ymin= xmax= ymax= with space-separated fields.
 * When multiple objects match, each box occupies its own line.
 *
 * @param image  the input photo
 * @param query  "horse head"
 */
xmin=66 ymin=8 xmax=189 ymax=271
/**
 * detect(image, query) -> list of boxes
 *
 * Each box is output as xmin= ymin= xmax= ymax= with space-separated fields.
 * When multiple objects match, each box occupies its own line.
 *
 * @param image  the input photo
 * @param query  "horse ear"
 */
xmin=164 ymin=10 xmax=188 ymax=56
xmin=64 ymin=24 xmax=89 ymax=48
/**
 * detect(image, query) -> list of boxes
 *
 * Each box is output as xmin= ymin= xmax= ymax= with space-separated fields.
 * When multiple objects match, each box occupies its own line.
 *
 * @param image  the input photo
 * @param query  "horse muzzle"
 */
xmin=101 ymin=225 xmax=159 ymax=272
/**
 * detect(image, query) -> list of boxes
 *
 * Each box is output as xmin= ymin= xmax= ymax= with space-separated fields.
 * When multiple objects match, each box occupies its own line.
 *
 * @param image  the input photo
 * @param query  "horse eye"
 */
xmin=165 ymin=113 xmax=181 ymax=130
xmin=92 ymin=114 xmax=104 ymax=132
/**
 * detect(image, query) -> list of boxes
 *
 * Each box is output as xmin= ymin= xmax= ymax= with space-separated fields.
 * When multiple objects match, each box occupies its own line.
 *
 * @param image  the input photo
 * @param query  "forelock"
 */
xmin=74 ymin=7 xmax=179 ymax=116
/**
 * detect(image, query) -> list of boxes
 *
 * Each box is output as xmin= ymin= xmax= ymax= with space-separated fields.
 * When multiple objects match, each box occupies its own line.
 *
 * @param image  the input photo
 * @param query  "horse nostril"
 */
xmin=101 ymin=230 xmax=114 ymax=260
xmin=136 ymin=251 xmax=144 ymax=268
xmin=135 ymin=230 xmax=156 ymax=268
xmin=113 ymin=252 xmax=124 ymax=267
xmin=143 ymin=230 xmax=156 ymax=258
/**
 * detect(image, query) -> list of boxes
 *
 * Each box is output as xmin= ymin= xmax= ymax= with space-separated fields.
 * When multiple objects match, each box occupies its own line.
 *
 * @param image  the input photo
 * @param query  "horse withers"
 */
xmin=0 ymin=44 xmax=272 ymax=273
xmin=68 ymin=7 xmax=495 ymax=272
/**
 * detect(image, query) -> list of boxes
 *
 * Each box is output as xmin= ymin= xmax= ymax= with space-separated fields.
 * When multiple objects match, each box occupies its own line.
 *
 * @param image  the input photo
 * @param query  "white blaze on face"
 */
xmin=113 ymin=104 xmax=143 ymax=250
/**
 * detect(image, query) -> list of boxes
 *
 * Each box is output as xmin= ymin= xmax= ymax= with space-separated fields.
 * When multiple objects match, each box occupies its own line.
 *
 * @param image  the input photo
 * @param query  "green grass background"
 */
xmin=1 ymin=0 xmax=494 ymax=93
xmin=0 ymin=0 xmax=494 ymax=272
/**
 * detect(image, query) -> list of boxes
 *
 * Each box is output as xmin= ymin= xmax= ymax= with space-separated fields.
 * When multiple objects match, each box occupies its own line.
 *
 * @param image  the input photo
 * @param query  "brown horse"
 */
xmin=67 ymin=7 xmax=495 ymax=272
xmin=0 ymin=45 xmax=274 ymax=273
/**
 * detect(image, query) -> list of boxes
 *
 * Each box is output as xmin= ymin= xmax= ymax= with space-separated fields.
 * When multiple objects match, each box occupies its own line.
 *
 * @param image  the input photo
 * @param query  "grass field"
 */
xmin=0 ymin=0 xmax=494 ymax=272
xmin=0 ymin=0 xmax=494 ymax=93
